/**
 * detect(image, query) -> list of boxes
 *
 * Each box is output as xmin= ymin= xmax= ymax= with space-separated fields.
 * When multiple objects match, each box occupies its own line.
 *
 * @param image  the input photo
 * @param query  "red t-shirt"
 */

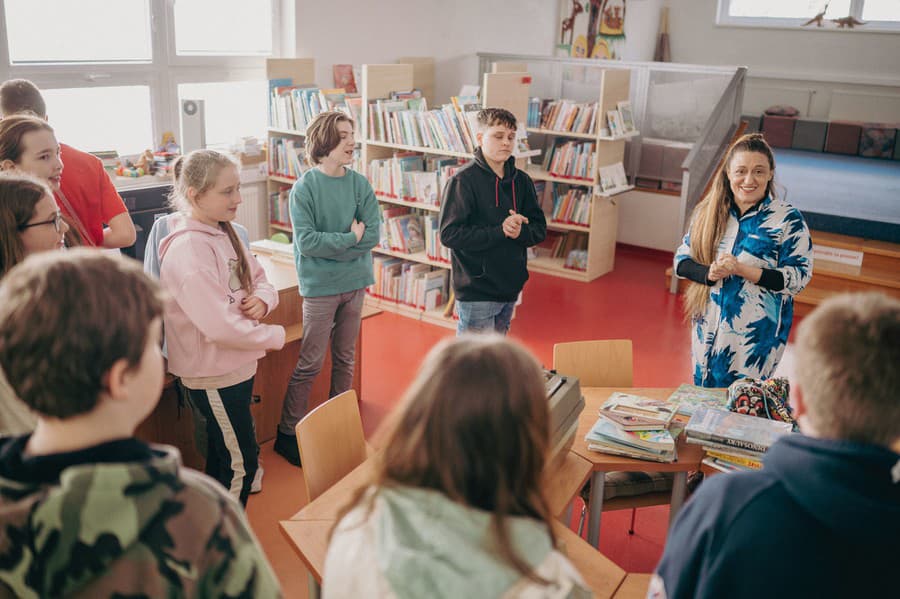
xmin=57 ymin=143 xmax=128 ymax=246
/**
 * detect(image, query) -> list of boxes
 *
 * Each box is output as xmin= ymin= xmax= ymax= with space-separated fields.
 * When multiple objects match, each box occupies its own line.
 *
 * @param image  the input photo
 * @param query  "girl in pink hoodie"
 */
xmin=159 ymin=150 xmax=285 ymax=506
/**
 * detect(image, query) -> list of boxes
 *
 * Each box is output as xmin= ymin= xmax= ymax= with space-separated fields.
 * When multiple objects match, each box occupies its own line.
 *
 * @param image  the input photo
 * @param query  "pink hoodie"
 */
xmin=159 ymin=216 xmax=286 ymax=379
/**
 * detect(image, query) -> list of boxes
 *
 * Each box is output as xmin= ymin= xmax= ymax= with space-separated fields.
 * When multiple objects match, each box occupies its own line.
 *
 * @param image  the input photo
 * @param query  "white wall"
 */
xmin=666 ymin=0 xmax=900 ymax=120
xmin=292 ymin=0 xmax=556 ymax=103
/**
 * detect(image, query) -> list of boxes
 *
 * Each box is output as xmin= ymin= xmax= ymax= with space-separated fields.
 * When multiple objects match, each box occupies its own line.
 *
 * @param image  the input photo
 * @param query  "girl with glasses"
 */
xmin=0 ymin=172 xmax=69 ymax=436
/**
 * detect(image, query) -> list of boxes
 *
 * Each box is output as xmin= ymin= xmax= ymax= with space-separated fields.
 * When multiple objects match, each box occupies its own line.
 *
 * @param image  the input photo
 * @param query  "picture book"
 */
xmin=600 ymin=392 xmax=678 ymax=430
xmin=617 ymin=100 xmax=636 ymax=133
xmin=685 ymin=407 xmax=793 ymax=454
xmin=586 ymin=417 xmax=675 ymax=453
xmin=667 ymin=384 xmax=728 ymax=416
xmin=587 ymin=440 xmax=676 ymax=463
xmin=332 ymin=64 xmax=357 ymax=93
xmin=606 ymin=109 xmax=624 ymax=137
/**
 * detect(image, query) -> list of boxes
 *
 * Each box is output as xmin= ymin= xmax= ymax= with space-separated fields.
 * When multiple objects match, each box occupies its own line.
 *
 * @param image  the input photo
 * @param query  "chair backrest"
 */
xmin=295 ymin=389 xmax=367 ymax=502
xmin=552 ymin=340 xmax=633 ymax=387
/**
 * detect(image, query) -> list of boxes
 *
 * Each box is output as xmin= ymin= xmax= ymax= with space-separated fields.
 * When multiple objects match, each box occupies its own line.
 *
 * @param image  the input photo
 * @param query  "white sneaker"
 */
xmin=250 ymin=464 xmax=264 ymax=494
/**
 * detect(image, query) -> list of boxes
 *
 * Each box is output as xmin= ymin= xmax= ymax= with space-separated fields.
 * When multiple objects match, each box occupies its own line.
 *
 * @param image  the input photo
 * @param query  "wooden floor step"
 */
xmin=813 ymin=259 xmax=900 ymax=289
xmin=811 ymin=230 xmax=900 ymax=261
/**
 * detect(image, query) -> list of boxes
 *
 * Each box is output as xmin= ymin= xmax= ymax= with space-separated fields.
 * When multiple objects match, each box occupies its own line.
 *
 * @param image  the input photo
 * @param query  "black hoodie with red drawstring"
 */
xmin=439 ymin=148 xmax=546 ymax=303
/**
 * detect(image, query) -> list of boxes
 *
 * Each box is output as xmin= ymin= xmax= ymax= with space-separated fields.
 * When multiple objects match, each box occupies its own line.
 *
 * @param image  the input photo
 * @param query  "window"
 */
xmin=178 ymin=80 xmax=268 ymax=148
xmin=43 ymin=86 xmax=153 ymax=155
xmin=4 ymin=0 xmax=152 ymax=63
xmin=0 ymin=0 xmax=279 ymax=154
xmin=175 ymin=0 xmax=273 ymax=56
xmin=718 ymin=0 xmax=900 ymax=31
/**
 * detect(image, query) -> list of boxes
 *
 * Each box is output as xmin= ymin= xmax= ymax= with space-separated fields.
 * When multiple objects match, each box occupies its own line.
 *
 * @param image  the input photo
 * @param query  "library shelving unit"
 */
xmin=265 ymin=58 xmax=315 ymax=238
xmin=522 ymin=68 xmax=635 ymax=282
xmin=359 ymin=64 xmax=531 ymax=329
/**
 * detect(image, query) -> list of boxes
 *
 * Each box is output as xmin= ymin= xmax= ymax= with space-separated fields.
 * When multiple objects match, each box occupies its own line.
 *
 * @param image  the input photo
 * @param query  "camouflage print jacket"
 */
xmin=0 ymin=437 xmax=281 ymax=598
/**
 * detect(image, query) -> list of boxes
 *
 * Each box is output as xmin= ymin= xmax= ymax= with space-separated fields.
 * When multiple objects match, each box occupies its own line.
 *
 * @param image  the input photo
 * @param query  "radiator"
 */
xmin=236 ymin=171 xmax=268 ymax=241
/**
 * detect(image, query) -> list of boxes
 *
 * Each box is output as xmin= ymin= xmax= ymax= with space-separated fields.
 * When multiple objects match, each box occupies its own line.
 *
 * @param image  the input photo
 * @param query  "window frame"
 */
xmin=0 ymin=0 xmax=281 ymax=154
xmin=716 ymin=0 xmax=900 ymax=33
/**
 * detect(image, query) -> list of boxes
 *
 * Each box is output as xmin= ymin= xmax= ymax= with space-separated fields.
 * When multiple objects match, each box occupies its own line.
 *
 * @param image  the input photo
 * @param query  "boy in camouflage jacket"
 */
xmin=0 ymin=250 xmax=281 ymax=598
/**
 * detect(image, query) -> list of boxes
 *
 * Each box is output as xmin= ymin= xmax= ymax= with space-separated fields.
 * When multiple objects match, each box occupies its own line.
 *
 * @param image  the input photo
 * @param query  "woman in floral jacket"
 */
xmin=675 ymin=133 xmax=813 ymax=388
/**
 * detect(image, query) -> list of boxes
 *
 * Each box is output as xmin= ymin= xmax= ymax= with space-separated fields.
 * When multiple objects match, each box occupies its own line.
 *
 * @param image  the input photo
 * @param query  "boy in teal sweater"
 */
xmin=275 ymin=111 xmax=380 ymax=466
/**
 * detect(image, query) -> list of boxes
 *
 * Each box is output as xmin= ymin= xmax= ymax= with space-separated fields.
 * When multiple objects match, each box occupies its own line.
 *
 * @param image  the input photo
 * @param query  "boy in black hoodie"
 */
xmin=651 ymin=292 xmax=900 ymax=599
xmin=439 ymin=108 xmax=546 ymax=335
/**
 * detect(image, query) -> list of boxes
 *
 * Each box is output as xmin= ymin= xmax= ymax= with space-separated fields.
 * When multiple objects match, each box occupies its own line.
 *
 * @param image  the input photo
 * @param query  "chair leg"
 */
xmin=628 ymin=507 xmax=637 ymax=535
xmin=577 ymin=503 xmax=586 ymax=537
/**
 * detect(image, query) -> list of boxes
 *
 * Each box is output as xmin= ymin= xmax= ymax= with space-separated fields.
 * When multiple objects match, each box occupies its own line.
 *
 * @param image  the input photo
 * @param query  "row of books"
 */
xmin=267 ymin=137 xmax=307 ymax=180
xmin=423 ymin=213 xmax=451 ymax=263
xmin=685 ymin=407 xmax=792 ymax=471
xmin=531 ymin=231 xmax=589 ymax=268
xmin=367 ymin=154 xmax=468 ymax=207
xmin=368 ymin=91 xmax=482 ymax=155
xmin=585 ymin=392 xmax=679 ymax=462
xmin=378 ymin=206 xmax=425 ymax=254
xmin=533 ymin=98 xmax=599 ymax=135
xmin=268 ymin=187 xmax=291 ymax=227
xmin=369 ymin=257 xmax=449 ymax=311
xmin=549 ymin=188 xmax=592 ymax=226
xmin=268 ymin=82 xmax=356 ymax=133
xmin=541 ymin=140 xmax=595 ymax=181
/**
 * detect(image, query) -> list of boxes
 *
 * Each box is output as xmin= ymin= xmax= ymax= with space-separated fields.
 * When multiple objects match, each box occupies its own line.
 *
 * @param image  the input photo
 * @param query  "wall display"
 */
xmin=558 ymin=0 xmax=627 ymax=60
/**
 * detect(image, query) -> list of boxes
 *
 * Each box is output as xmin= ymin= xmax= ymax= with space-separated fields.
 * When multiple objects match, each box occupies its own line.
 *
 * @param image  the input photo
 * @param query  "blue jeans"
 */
xmin=456 ymin=300 xmax=515 ymax=336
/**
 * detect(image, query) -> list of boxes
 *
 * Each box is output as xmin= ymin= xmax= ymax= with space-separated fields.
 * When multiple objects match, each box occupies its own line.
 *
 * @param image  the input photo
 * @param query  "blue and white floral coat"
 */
xmin=675 ymin=196 xmax=813 ymax=388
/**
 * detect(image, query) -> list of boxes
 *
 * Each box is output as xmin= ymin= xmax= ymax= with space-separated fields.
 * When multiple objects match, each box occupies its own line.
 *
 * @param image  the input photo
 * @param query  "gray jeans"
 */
xmin=278 ymin=288 xmax=365 ymax=435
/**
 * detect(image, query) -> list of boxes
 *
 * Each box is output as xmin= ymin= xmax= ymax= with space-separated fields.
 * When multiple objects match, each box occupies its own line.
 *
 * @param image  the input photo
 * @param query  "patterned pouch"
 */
xmin=727 ymin=377 xmax=797 ymax=430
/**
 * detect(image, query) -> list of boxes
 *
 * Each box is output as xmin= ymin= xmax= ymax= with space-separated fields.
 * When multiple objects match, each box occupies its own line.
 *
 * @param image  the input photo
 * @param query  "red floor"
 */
xmin=247 ymin=245 xmax=693 ymax=597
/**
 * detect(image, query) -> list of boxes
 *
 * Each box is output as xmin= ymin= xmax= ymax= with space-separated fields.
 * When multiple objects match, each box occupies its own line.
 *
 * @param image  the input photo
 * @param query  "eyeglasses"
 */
xmin=19 ymin=211 xmax=65 ymax=233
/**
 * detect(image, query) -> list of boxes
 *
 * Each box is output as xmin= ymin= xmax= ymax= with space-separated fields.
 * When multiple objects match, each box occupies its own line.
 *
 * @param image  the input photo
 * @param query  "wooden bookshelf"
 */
xmin=359 ymin=63 xmax=526 ymax=328
xmin=371 ymin=247 xmax=451 ymax=270
xmin=266 ymin=58 xmax=315 ymax=239
xmin=524 ymin=67 xmax=633 ymax=281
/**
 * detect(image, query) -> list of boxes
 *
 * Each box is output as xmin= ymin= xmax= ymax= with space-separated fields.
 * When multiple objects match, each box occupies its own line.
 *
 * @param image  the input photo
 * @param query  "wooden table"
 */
xmin=280 ymin=449 xmax=629 ymax=598
xmin=612 ymin=573 xmax=652 ymax=598
xmin=573 ymin=388 xmax=705 ymax=547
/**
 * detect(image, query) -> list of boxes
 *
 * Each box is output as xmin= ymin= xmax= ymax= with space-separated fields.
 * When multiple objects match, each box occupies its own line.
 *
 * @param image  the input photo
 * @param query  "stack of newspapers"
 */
xmin=686 ymin=407 xmax=793 ymax=472
xmin=584 ymin=392 xmax=678 ymax=462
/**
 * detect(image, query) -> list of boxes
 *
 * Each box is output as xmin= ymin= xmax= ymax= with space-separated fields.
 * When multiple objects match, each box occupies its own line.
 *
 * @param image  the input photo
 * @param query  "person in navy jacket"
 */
xmin=651 ymin=292 xmax=900 ymax=599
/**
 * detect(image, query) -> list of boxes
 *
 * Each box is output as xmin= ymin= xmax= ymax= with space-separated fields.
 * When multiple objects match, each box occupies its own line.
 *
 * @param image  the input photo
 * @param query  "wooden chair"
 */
xmin=552 ymin=340 xmax=673 ymax=536
xmin=295 ymin=389 xmax=368 ymax=502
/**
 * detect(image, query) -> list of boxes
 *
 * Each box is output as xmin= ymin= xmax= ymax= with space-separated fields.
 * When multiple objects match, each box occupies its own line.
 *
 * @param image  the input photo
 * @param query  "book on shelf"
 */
xmin=531 ymin=230 xmax=588 ymax=261
xmin=423 ymin=214 xmax=451 ymax=263
xmin=368 ymin=90 xmax=482 ymax=155
xmin=269 ymin=84 xmax=353 ymax=132
xmin=332 ymin=64 xmax=358 ymax=93
xmin=550 ymin=187 xmax=592 ymax=226
xmin=617 ymin=100 xmax=636 ymax=134
xmin=542 ymin=140 xmax=595 ymax=181
xmin=599 ymin=392 xmax=679 ymax=431
xmin=535 ymin=99 xmax=599 ymax=135
xmin=598 ymin=162 xmax=628 ymax=193
xmin=685 ymin=407 xmax=793 ymax=455
xmin=268 ymin=186 xmax=292 ymax=226
xmin=368 ymin=154 xmax=468 ymax=207
xmin=267 ymin=137 xmax=307 ymax=179
xmin=565 ymin=249 xmax=588 ymax=271
xmin=667 ymin=384 xmax=729 ymax=416
xmin=370 ymin=256 xmax=449 ymax=310
xmin=377 ymin=206 xmax=425 ymax=254
xmin=606 ymin=109 xmax=625 ymax=138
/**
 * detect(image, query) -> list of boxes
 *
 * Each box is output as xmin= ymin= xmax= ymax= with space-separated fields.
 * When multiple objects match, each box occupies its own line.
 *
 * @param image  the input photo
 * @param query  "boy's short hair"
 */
xmin=794 ymin=292 xmax=900 ymax=447
xmin=305 ymin=111 xmax=353 ymax=165
xmin=477 ymin=107 xmax=517 ymax=132
xmin=0 ymin=79 xmax=46 ymax=119
xmin=0 ymin=249 xmax=164 ymax=418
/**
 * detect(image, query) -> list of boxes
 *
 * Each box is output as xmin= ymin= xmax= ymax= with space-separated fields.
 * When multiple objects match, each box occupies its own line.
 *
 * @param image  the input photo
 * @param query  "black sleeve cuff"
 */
xmin=676 ymin=258 xmax=713 ymax=286
xmin=757 ymin=268 xmax=785 ymax=291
